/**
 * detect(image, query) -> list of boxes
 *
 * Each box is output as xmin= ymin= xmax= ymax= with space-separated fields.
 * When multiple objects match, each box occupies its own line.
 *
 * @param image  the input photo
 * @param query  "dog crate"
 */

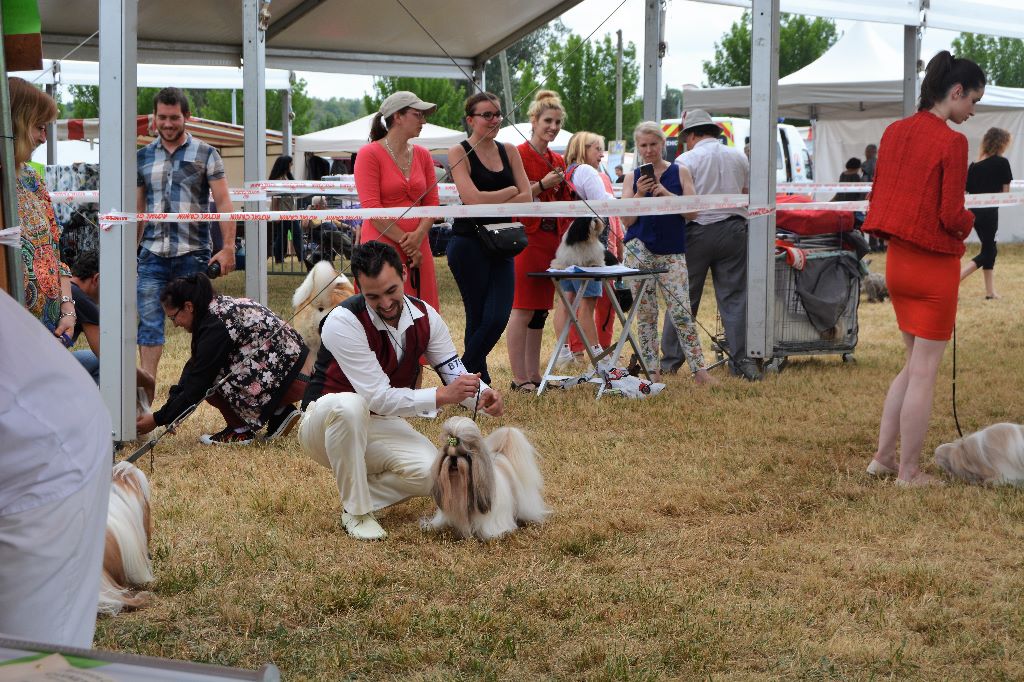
xmin=768 ymin=249 xmax=860 ymax=370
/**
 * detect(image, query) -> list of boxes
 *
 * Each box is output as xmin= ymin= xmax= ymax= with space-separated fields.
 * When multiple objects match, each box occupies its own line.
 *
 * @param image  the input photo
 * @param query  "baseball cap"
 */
xmin=379 ymin=91 xmax=437 ymax=120
xmin=680 ymin=108 xmax=715 ymax=132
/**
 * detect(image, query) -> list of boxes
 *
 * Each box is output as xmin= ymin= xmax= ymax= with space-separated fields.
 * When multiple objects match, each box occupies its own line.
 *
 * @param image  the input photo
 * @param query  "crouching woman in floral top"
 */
xmin=136 ymin=273 xmax=309 ymax=445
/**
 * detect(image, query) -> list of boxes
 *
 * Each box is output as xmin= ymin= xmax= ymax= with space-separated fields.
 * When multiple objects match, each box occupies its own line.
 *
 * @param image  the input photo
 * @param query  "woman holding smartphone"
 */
xmin=620 ymin=121 xmax=714 ymax=386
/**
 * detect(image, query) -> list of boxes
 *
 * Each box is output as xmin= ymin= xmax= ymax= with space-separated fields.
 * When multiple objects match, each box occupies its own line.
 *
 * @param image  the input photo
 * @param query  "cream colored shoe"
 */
xmin=341 ymin=512 xmax=387 ymax=540
xmin=866 ymin=459 xmax=898 ymax=478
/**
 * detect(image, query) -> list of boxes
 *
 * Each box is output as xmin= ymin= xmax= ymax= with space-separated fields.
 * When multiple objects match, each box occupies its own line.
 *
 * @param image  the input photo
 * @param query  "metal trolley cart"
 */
xmin=713 ymin=246 xmax=862 ymax=374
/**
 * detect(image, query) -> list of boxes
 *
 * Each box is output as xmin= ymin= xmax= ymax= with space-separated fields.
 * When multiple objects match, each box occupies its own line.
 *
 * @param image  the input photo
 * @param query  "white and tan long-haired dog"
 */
xmin=550 ymin=217 xmax=605 ymax=270
xmin=291 ymin=260 xmax=356 ymax=356
xmin=99 ymin=461 xmax=154 ymax=614
xmin=935 ymin=423 xmax=1024 ymax=486
xmin=426 ymin=416 xmax=550 ymax=540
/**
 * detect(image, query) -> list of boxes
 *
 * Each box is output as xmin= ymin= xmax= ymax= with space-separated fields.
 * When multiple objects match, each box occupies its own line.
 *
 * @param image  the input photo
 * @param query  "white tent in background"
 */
xmin=495 ymin=122 xmax=573 ymax=152
xmin=293 ymin=114 xmax=466 ymax=178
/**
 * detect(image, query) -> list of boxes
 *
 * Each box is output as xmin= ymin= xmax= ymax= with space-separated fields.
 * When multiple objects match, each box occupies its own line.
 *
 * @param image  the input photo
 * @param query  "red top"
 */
xmin=516 ymin=141 xmax=570 ymax=235
xmin=862 ymin=110 xmax=973 ymax=256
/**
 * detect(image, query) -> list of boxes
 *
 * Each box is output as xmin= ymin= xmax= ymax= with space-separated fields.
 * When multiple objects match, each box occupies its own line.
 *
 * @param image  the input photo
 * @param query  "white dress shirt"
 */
xmin=675 ymin=137 xmax=749 ymax=224
xmin=0 ymin=291 xmax=110 ymax=516
xmin=319 ymin=296 xmax=486 ymax=417
xmin=570 ymin=164 xmax=614 ymax=201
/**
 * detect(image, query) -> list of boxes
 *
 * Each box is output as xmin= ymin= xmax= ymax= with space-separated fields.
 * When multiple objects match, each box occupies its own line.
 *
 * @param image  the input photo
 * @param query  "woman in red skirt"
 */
xmin=862 ymin=51 xmax=986 ymax=487
xmin=507 ymin=90 xmax=570 ymax=392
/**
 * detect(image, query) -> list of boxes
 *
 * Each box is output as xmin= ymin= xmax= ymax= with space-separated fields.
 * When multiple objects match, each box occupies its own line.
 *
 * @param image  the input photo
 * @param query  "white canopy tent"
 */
xmin=293 ymin=115 xmax=466 ymax=178
xmin=683 ymin=22 xmax=1024 ymax=120
xmin=495 ymin=122 xmax=573 ymax=152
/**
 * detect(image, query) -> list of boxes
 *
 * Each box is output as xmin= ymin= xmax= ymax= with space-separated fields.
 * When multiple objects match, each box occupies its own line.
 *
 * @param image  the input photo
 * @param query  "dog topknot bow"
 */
xmin=447 ymin=436 xmax=460 ymax=447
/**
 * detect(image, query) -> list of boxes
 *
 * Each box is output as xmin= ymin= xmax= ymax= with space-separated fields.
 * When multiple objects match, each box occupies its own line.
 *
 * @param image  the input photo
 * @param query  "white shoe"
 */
xmin=553 ymin=345 xmax=575 ymax=370
xmin=341 ymin=511 xmax=387 ymax=540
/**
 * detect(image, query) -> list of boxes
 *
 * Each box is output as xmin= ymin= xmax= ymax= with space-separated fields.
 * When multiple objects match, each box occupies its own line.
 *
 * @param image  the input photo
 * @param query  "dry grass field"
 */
xmin=95 ymin=244 xmax=1024 ymax=680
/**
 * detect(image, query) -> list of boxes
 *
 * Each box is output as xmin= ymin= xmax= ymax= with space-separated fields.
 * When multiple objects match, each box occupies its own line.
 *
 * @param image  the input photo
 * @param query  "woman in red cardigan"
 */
xmin=862 ymin=51 xmax=986 ymax=488
xmin=355 ymin=91 xmax=441 ymax=309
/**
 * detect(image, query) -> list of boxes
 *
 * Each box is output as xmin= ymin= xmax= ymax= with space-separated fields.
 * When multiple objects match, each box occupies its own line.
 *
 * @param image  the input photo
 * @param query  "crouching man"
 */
xmin=298 ymin=241 xmax=504 ymax=540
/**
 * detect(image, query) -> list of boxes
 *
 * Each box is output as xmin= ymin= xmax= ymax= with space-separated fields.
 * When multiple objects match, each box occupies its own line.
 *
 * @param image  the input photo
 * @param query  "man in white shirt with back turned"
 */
xmin=661 ymin=109 xmax=757 ymax=380
xmin=298 ymin=241 xmax=504 ymax=540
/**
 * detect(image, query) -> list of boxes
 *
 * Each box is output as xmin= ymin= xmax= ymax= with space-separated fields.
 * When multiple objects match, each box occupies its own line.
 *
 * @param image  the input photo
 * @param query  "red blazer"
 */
xmin=862 ymin=110 xmax=974 ymax=256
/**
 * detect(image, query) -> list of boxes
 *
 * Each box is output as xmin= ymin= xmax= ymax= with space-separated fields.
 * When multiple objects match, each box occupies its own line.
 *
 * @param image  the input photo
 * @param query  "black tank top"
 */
xmin=453 ymin=139 xmax=516 ymax=235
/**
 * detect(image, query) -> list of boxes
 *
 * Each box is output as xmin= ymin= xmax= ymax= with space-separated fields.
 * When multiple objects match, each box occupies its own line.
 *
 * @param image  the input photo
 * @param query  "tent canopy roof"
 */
xmin=683 ymin=22 xmax=1024 ymax=120
xmin=293 ymin=114 xmax=465 ymax=157
xmin=38 ymin=0 xmax=584 ymax=78
xmin=14 ymin=60 xmax=291 ymax=90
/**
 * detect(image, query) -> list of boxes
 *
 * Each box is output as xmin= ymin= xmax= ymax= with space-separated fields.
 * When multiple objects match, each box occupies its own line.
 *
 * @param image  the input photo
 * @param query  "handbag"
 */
xmin=475 ymin=221 xmax=528 ymax=257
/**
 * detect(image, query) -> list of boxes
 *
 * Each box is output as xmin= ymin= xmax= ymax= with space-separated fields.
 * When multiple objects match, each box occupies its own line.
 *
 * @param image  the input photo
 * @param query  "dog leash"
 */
xmin=952 ymin=325 xmax=964 ymax=439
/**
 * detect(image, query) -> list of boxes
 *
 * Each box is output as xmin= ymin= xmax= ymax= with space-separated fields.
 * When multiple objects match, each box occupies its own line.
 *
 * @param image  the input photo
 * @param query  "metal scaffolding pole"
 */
xmin=642 ymin=0 xmax=664 ymax=123
xmin=98 ymin=0 xmax=139 ymax=441
xmin=746 ymin=0 xmax=780 ymax=363
xmin=0 ymin=11 xmax=25 ymax=301
xmin=243 ymin=0 xmax=268 ymax=303
xmin=903 ymin=24 xmax=921 ymax=118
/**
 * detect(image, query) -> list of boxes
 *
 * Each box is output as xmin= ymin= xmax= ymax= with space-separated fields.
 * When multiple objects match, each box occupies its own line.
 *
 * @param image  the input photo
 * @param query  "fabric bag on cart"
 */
xmin=793 ymin=254 xmax=862 ymax=333
xmin=776 ymin=194 xmax=855 ymax=236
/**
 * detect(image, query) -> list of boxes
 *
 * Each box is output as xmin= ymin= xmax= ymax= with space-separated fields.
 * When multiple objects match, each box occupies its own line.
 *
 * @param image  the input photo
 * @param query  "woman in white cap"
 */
xmin=354 ymin=91 xmax=442 ymax=309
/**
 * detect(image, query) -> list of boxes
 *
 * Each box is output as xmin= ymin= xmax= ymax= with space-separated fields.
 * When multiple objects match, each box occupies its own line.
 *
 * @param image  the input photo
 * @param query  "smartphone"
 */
xmin=636 ymin=163 xmax=655 ymax=181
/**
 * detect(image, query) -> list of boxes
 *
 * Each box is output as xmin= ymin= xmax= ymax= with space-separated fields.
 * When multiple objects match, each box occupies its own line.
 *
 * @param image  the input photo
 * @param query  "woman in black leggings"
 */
xmin=961 ymin=127 xmax=1012 ymax=299
xmin=446 ymin=92 xmax=531 ymax=383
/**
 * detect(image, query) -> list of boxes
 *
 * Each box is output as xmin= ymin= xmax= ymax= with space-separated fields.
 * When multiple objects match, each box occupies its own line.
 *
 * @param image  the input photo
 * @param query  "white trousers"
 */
xmin=0 ymin=454 xmax=111 ymax=647
xmin=298 ymin=393 xmax=435 ymax=516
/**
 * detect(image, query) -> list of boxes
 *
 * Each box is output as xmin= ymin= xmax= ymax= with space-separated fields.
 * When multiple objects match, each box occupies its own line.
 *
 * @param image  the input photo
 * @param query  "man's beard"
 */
xmin=160 ymin=128 xmax=184 ymax=144
xmin=376 ymin=298 xmax=404 ymax=325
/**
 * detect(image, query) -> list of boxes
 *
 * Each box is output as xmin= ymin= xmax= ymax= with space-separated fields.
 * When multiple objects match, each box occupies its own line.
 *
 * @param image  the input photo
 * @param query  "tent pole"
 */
xmin=746 ymin=0 xmax=780 ymax=365
xmin=98 ymin=0 xmax=139 ymax=441
xmin=642 ymin=0 xmax=663 ymax=124
xmin=243 ymin=0 xmax=268 ymax=303
xmin=282 ymin=71 xmax=294 ymax=157
xmin=903 ymin=24 xmax=920 ymax=118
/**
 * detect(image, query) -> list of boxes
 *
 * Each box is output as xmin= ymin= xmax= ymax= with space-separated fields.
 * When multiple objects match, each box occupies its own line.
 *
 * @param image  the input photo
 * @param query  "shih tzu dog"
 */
xmin=99 ymin=462 xmax=154 ymax=614
xmin=551 ymin=217 xmax=605 ymax=270
xmin=291 ymin=260 xmax=356 ymax=357
xmin=426 ymin=416 xmax=550 ymax=540
xmin=935 ymin=423 xmax=1024 ymax=486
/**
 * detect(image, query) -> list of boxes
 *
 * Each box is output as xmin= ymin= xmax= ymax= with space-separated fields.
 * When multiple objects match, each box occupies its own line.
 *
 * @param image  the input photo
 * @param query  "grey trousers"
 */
xmin=661 ymin=217 xmax=749 ymax=373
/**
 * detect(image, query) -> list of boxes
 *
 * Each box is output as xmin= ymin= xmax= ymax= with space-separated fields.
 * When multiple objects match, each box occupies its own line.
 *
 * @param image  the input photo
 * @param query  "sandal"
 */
xmin=509 ymin=381 xmax=539 ymax=393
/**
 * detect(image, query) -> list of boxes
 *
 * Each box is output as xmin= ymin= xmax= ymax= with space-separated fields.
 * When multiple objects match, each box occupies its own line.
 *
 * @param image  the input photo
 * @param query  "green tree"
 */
xmin=662 ymin=87 xmax=684 ymax=118
xmin=951 ymin=33 xmax=1024 ymax=87
xmin=540 ymin=33 xmax=642 ymax=144
xmin=702 ymin=11 xmax=839 ymax=87
xmin=308 ymin=96 xmax=366 ymax=131
xmin=363 ymin=76 xmax=467 ymax=131
xmin=484 ymin=19 xmax=571 ymax=109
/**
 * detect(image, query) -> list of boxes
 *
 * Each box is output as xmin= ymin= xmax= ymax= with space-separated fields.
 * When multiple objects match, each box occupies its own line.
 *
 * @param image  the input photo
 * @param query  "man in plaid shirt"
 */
xmin=136 ymin=88 xmax=236 ymax=382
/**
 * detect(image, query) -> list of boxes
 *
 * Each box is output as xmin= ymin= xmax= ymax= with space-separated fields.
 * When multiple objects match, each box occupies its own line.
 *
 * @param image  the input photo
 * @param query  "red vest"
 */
xmin=302 ymin=295 xmax=431 ymax=409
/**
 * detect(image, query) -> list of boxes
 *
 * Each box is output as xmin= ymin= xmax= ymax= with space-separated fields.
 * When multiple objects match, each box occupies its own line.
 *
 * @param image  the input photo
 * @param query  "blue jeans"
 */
xmin=446 ymin=234 xmax=514 ymax=385
xmin=137 ymin=247 xmax=211 ymax=346
xmin=73 ymin=349 xmax=100 ymax=384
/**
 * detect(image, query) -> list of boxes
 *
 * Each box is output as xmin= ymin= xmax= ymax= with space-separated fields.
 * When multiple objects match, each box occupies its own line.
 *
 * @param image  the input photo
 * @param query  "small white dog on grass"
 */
xmin=99 ymin=461 xmax=154 ymax=614
xmin=425 ymin=416 xmax=550 ymax=540
xmin=935 ymin=423 xmax=1024 ymax=486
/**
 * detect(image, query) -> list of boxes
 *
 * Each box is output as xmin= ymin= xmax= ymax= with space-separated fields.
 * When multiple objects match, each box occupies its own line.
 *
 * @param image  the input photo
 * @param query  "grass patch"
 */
xmin=94 ymin=245 xmax=1024 ymax=679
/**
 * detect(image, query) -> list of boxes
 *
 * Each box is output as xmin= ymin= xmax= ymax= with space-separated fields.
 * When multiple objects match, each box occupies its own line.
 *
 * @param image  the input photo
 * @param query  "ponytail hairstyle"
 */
xmin=918 ymin=51 xmax=986 ymax=112
xmin=369 ymin=110 xmax=408 ymax=142
xmin=527 ymin=89 xmax=565 ymax=125
xmin=160 ymin=273 xmax=216 ymax=344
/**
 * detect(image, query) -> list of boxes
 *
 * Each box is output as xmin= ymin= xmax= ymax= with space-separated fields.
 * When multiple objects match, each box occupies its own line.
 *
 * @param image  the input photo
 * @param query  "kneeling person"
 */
xmin=299 ymin=241 xmax=504 ymax=540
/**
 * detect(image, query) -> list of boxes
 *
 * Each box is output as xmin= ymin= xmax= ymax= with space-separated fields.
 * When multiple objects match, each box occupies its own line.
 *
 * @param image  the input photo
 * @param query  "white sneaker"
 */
xmin=553 ymin=345 xmax=575 ymax=370
xmin=341 ymin=511 xmax=387 ymax=540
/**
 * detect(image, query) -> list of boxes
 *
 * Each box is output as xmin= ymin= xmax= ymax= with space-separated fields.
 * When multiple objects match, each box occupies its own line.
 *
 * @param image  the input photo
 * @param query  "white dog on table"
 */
xmin=425 ymin=417 xmax=550 ymax=540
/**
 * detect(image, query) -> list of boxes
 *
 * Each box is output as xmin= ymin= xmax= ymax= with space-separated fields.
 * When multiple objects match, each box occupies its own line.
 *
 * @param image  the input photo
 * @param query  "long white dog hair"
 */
xmin=99 ymin=461 xmax=154 ymax=615
xmin=935 ymin=423 xmax=1024 ymax=486
xmin=426 ymin=416 xmax=550 ymax=540
xmin=291 ymin=260 xmax=355 ymax=355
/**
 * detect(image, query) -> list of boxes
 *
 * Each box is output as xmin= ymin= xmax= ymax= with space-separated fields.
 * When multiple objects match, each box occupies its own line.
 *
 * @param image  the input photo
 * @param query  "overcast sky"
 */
xmin=298 ymin=0 xmax=960 ymax=103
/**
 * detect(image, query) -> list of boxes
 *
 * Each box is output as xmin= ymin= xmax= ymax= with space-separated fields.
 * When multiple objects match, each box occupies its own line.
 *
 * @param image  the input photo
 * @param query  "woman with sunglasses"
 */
xmin=136 ymin=273 xmax=309 ymax=445
xmin=447 ymin=92 xmax=531 ymax=385
xmin=355 ymin=91 xmax=441 ymax=309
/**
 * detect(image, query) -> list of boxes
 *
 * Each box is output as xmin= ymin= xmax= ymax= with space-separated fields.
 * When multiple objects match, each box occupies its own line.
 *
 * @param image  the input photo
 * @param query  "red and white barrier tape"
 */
xmin=99 ymin=193 xmax=754 ymax=228
xmin=49 ymin=189 xmax=268 ymax=205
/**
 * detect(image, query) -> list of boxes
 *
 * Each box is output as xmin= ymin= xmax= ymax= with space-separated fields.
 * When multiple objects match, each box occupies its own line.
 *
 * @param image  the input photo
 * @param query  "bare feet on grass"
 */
xmin=693 ymin=369 xmax=718 ymax=386
xmin=895 ymin=471 xmax=945 ymax=488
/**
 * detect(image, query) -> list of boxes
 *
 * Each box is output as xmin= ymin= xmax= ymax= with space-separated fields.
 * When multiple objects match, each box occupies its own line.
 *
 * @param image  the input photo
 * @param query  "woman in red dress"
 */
xmin=507 ymin=90 xmax=569 ymax=392
xmin=355 ymin=91 xmax=441 ymax=309
xmin=862 ymin=52 xmax=986 ymax=487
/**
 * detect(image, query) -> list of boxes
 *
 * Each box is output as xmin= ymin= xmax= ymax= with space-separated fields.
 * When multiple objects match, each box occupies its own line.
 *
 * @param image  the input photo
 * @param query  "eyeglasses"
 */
xmin=471 ymin=111 xmax=503 ymax=121
xmin=167 ymin=307 xmax=185 ymax=323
